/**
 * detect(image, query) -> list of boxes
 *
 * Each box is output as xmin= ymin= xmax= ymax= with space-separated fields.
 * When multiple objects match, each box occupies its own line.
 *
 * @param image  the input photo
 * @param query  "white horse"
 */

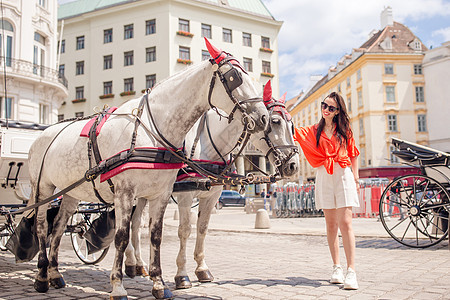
xmin=27 ymin=40 xmax=269 ymax=300
xmin=124 ymin=81 xmax=300 ymax=289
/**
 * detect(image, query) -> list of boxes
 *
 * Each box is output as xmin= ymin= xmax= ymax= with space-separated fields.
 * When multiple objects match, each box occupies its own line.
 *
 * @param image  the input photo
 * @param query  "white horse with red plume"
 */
xmin=27 ymin=39 xmax=269 ymax=299
xmin=124 ymin=80 xmax=300 ymax=290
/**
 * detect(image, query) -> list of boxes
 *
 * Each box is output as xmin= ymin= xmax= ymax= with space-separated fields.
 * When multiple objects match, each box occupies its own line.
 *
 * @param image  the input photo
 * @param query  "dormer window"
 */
xmin=380 ymin=37 xmax=392 ymax=50
xmin=409 ymin=39 xmax=422 ymax=51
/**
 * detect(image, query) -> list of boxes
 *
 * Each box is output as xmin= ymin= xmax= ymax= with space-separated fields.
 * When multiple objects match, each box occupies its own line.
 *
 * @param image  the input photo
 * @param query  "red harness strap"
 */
xmin=99 ymin=147 xmax=186 ymax=182
xmin=80 ymin=107 xmax=118 ymax=137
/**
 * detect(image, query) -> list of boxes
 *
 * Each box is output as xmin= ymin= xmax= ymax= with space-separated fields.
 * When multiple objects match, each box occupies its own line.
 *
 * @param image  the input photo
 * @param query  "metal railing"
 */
xmin=0 ymin=56 xmax=68 ymax=88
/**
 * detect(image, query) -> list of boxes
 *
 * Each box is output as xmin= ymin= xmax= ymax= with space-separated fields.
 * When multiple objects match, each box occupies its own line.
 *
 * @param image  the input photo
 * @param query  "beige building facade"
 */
xmin=57 ymin=0 xmax=282 ymax=120
xmin=289 ymin=7 xmax=428 ymax=182
xmin=423 ymin=41 xmax=450 ymax=152
xmin=0 ymin=0 xmax=68 ymax=125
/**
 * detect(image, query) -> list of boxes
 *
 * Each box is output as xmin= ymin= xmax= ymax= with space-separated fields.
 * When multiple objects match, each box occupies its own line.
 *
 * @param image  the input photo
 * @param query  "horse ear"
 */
xmin=279 ymin=92 xmax=287 ymax=103
xmin=204 ymin=37 xmax=226 ymax=64
xmin=263 ymin=80 xmax=272 ymax=103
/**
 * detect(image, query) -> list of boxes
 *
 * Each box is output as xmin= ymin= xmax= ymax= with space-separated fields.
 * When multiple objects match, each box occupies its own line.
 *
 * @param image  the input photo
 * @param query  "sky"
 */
xmin=261 ymin=0 xmax=450 ymax=99
xmin=58 ymin=0 xmax=450 ymax=99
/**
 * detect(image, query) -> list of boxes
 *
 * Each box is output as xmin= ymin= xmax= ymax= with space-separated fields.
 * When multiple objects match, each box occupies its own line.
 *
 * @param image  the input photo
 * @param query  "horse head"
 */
xmin=205 ymin=38 xmax=268 ymax=134
xmin=251 ymin=80 xmax=300 ymax=178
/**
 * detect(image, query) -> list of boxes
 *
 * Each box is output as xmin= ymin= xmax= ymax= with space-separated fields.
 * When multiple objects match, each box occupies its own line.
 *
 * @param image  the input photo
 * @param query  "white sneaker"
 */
xmin=344 ymin=267 xmax=359 ymax=290
xmin=330 ymin=264 xmax=344 ymax=284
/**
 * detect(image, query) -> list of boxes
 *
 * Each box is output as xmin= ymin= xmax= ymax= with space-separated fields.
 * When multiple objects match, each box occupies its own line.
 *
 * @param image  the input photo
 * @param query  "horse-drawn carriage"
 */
xmin=378 ymin=137 xmax=450 ymax=248
xmin=1 ymin=40 xmax=300 ymax=299
xmin=0 ymin=121 xmax=110 ymax=264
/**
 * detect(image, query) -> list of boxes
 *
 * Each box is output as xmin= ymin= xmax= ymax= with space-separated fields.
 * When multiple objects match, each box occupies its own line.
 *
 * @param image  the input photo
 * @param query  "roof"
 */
xmin=58 ymin=0 xmax=274 ymax=20
xmin=290 ymin=21 xmax=427 ymax=111
xmin=359 ymin=22 xmax=428 ymax=53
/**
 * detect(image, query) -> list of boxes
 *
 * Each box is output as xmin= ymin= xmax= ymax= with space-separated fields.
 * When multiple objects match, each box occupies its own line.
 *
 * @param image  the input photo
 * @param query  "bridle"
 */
xmin=207 ymin=52 xmax=264 ymax=130
xmin=262 ymin=99 xmax=299 ymax=176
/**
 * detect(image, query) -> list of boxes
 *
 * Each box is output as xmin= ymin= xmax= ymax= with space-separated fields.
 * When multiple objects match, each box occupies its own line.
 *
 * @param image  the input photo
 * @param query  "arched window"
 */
xmin=0 ymin=20 xmax=14 ymax=66
xmin=34 ymin=32 xmax=47 ymax=75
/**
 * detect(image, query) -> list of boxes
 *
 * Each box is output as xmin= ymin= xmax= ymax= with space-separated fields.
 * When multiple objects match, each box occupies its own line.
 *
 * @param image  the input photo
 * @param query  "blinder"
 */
xmin=222 ymin=66 xmax=243 ymax=92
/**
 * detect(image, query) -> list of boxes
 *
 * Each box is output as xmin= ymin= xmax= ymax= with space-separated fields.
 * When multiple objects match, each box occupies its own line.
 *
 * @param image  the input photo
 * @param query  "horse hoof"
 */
xmin=136 ymin=265 xmax=149 ymax=277
xmin=34 ymin=279 xmax=49 ymax=293
xmin=195 ymin=269 xmax=214 ymax=282
xmin=174 ymin=275 xmax=192 ymax=289
xmin=50 ymin=277 xmax=66 ymax=289
xmin=125 ymin=265 xmax=136 ymax=278
xmin=109 ymin=296 xmax=128 ymax=300
xmin=152 ymin=287 xmax=173 ymax=299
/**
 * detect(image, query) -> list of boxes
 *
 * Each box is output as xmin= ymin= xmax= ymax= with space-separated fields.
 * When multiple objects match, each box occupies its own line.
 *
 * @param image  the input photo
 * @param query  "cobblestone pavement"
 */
xmin=1 ymin=212 xmax=449 ymax=299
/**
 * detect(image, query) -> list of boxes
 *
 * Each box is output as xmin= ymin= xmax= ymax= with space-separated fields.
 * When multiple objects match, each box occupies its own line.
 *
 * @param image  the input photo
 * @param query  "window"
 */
xmin=346 ymin=77 xmax=350 ymax=87
xmin=202 ymin=50 xmax=210 ymax=61
xmin=39 ymin=103 xmax=49 ymax=124
xmin=124 ymin=24 xmax=133 ymax=39
xmin=124 ymin=51 xmax=133 ymax=66
xmin=75 ymin=86 xmax=84 ymax=99
xmin=359 ymin=118 xmax=364 ymax=135
xmin=124 ymin=78 xmax=134 ymax=92
xmin=76 ymin=36 xmax=84 ymax=50
xmin=38 ymin=0 xmax=46 ymax=8
xmin=262 ymin=61 xmax=271 ymax=74
xmin=243 ymin=32 xmax=252 ymax=47
xmin=415 ymin=86 xmax=424 ymax=102
xmin=387 ymin=114 xmax=397 ymax=132
xmin=414 ymin=64 xmax=422 ymax=75
xmin=146 ymin=74 xmax=156 ymax=89
xmin=103 ymin=81 xmax=112 ymax=95
xmin=338 ymin=83 xmax=341 ymax=93
xmin=0 ymin=97 xmax=13 ymax=119
xmin=360 ymin=148 xmax=366 ymax=167
xmin=76 ymin=61 xmax=84 ymax=75
xmin=146 ymin=47 xmax=156 ymax=62
xmin=386 ymin=86 xmax=396 ymax=102
xmin=261 ymin=36 xmax=270 ymax=49
xmin=418 ymin=114 xmax=427 ymax=132
xmin=60 ymin=39 xmax=65 ymax=53
xmin=357 ymin=90 xmax=363 ymax=107
xmin=384 ymin=63 xmax=393 ymax=74
xmin=75 ymin=112 xmax=84 ymax=118
xmin=357 ymin=69 xmax=361 ymax=81
xmin=179 ymin=46 xmax=190 ymax=60
xmin=58 ymin=64 xmax=65 ymax=76
xmin=223 ymin=28 xmax=232 ymax=43
xmin=146 ymin=19 xmax=156 ymax=35
xmin=58 ymin=114 xmax=64 ymax=122
xmin=0 ymin=20 xmax=14 ymax=67
xmin=104 ymin=55 xmax=112 ymax=69
xmin=243 ymin=57 xmax=253 ymax=72
xmin=104 ymin=29 xmax=112 ymax=43
xmin=201 ymin=24 xmax=211 ymax=38
xmin=390 ymin=145 xmax=399 ymax=164
xmin=179 ymin=19 xmax=189 ymax=32
xmin=347 ymin=96 xmax=351 ymax=112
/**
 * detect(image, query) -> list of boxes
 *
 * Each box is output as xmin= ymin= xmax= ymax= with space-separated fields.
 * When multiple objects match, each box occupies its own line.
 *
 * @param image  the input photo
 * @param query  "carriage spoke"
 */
xmin=418 ymin=215 xmax=434 ymax=243
xmin=400 ymin=218 xmax=414 ymax=241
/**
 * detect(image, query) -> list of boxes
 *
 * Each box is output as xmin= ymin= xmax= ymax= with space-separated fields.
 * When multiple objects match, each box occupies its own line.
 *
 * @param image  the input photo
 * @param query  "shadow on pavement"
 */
xmin=214 ymin=276 xmax=323 ymax=288
xmin=356 ymin=238 xmax=449 ymax=250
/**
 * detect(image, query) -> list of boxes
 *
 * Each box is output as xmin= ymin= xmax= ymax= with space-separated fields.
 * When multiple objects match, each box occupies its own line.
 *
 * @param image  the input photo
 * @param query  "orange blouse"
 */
xmin=294 ymin=124 xmax=359 ymax=175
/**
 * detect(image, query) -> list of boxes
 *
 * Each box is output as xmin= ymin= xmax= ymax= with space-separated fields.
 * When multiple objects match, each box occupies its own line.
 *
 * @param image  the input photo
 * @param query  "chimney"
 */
xmin=380 ymin=6 xmax=393 ymax=29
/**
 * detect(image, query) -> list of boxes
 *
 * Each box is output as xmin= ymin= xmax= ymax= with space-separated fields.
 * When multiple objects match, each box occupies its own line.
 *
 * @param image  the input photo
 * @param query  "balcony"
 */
xmin=0 ymin=56 xmax=68 ymax=90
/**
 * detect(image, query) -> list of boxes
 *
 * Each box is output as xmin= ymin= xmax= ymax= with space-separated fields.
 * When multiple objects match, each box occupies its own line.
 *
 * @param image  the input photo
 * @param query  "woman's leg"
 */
xmin=323 ymin=209 xmax=340 ymax=265
xmin=336 ymin=207 xmax=355 ymax=270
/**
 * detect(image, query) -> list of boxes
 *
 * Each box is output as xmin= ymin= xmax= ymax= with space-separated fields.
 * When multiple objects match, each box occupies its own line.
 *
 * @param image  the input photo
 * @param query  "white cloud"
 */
xmin=432 ymin=27 xmax=450 ymax=42
xmin=262 ymin=0 xmax=450 ymax=98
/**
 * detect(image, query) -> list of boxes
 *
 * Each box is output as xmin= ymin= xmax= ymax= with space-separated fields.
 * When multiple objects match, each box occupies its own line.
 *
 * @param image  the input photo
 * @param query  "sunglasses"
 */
xmin=321 ymin=102 xmax=338 ymax=113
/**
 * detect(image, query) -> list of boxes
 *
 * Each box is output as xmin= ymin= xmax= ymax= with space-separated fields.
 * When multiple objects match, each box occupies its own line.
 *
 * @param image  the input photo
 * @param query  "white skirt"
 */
xmin=315 ymin=163 xmax=360 ymax=210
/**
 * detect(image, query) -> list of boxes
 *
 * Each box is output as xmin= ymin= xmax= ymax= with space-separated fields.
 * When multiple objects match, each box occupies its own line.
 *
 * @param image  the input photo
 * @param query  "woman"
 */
xmin=294 ymin=92 xmax=359 ymax=290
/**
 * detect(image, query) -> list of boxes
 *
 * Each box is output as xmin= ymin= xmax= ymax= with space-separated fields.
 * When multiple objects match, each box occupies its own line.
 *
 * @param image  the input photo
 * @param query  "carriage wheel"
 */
xmin=69 ymin=212 xmax=109 ymax=264
xmin=379 ymin=174 xmax=449 ymax=248
xmin=0 ymin=227 xmax=9 ymax=251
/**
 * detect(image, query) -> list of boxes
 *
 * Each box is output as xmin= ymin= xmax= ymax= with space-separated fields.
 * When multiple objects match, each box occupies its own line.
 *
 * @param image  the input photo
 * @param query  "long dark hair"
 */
xmin=316 ymin=92 xmax=352 ymax=147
